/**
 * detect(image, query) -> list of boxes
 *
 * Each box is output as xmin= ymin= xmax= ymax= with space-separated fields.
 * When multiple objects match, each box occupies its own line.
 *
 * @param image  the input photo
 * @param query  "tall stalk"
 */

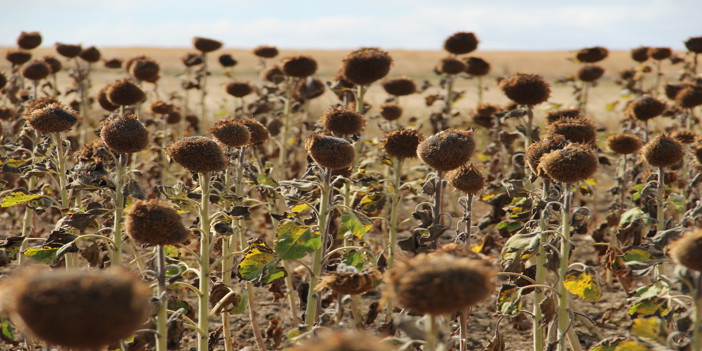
xmin=656 ymin=167 xmax=665 ymax=233
xmin=111 ymin=154 xmax=127 ymax=265
xmin=433 ymin=172 xmax=444 ymax=224
xmin=51 ymin=133 xmax=70 ymax=209
xmin=197 ymin=172 xmax=212 ymax=351
xmin=155 ymin=245 xmax=168 ymax=351
xmin=279 ymin=78 xmax=297 ymax=181
xmin=388 ymin=158 xmax=404 ymax=270
xmin=533 ymin=185 xmax=550 ymax=351
xmin=200 ymin=54 xmax=209 ymax=121
xmin=557 ymin=187 xmax=574 ymax=351
xmin=305 ymin=168 xmax=332 ymax=326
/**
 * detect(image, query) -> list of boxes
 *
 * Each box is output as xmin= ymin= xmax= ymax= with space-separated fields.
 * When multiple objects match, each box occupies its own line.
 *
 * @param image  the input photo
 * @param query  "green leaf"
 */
xmin=0 ymin=318 xmax=15 ymax=343
xmin=501 ymin=232 xmax=539 ymax=260
xmin=342 ymin=250 xmax=365 ymax=270
xmin=256 ymin=174 xmax=277 ymax=187
xmin=496 ymin=284 xmax=522 ymax=316
xmin=496 ymin=221 xmax=523 ymax=233
xmin=338 ymin=210 xmax=373 ymax=240
xmin=628 ymin=297 xmax=670 ymax=318
xmin=22 ymin=243 xmax=62 ymax=264
xmin=564 ymin=269 xmax=602 ymax=302
xmin=619 ymin=207 xmax=650 ymax=227
xmin=274 ymin=221 xmax=321 ymax=260
xmin=1 ymin=189 xmax=45 ymax=208
xmin=238 ymin=239 xmax=285 ymax=285
xmin=631 ymin=317 xmax=665 ymax=343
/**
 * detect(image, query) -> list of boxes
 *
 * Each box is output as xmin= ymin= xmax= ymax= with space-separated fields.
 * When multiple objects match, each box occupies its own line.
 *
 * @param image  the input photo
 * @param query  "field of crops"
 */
xmin=1 ymin=31 xmax=702 ymax=351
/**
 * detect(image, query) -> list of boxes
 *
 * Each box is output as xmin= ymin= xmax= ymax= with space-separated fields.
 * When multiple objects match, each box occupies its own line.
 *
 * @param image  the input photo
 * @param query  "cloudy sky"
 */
xmin=2 ymin=0 xmax=700 ymax=50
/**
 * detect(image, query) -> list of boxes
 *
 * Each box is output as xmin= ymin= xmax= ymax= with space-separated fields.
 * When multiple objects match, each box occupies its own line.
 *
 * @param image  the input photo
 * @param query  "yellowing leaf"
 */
xmin=237 ymin=239 xmax=285 ymax=286
xmin=256 ymin=174 xmax=277 ymax=187
xmin=481 ymin=193 xmax=496 ymax=202
xmin=356 ymin=192 xmax=385 ymax=215
xmin=291 ymin=203 xmax=311 ymax=213
xmin=564 ymin=269 xmax=602 ymax=302
xmin=339 ymin=210 xmax=373 ymax=240
xmin=585 ymin=178 xmax=597 ymax=186
xmin=628 ymin=297 xmax=670 ymax=318
xmin=274 ymin=221 xmax=321 ymax=260
xmin=496 ymin=284 xmax=522 ymax=315
xmin=613 ymin=340 xmax=651 ymax=351
xmin=631 ymin=317 xmax=665 ymax=342
xmin=1 ymin=189 xmax=43 ymax=208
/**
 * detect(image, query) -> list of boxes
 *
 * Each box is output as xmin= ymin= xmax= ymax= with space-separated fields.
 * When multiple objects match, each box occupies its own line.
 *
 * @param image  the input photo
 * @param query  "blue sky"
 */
xmin=2 ymin=0 xmax=700 ymax=50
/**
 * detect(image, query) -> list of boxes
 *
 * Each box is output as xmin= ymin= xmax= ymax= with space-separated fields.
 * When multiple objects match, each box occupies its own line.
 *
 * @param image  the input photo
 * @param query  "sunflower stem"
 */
xmin=656 ymin=167 xmax=665 ymax=233
xmin=305 ymin=167 xmax=331 ymax=326
xmin=557 ymin=187 xmax=574 ymax=351
xmin=111 ymin=153 xmax=126 ymax=265
xmin=156 ymin=245 xmax=168 ymax=351
xmin=425 ymin=314 xmax=439 ymax=351
xmin=197 ymin=172 xmax=211 ymax=351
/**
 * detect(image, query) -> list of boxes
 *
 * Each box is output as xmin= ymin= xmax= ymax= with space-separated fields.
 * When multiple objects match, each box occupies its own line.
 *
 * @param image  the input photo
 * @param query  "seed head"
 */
xmin=577 ymin=65 xmax=604 ymax=82
xmin=321 ymin=106 xmax=365 ymax=136
xmin=25 ymin=103 xmax=78 ymax=133
xmin=317 ymin=269 xmax=382 ymax=295
xmin=104 ymin=57 xmax=123 ymax=69
xmin=381 ymin=128 xmax=424 ymax=159
xmin=499 ymin=73 xmax=551 ymax=106
xmin=182 ymin=52 xmax=203 ymax=67
xmin=476 ymin=103 xmax=500 ymax=117
xmin=21 ymin=60 xmax=50 ymax=81
xmin=17 ymin=32 xmax=42 ymax=50
xmin=107 ymin=79 xmax=146 ymax=106
xmin=262 ymin=65 xmax=285 ymax=84
xmin=382 ymin=77 xmax=416 ymax=96
xmin=642 ymin=134 xmax=683 ymax=168
xmin=631 ymin=46 xmax=650 ymax=62
xmin=443 ymin=32 xmax=479 ymax=55
xmin=55 ymin=43 xmax=81 ymax=58
xmin=79 ymin=46 xmax=101 ymax=63
xmin=218 ymin=54 xmax=237 ymax=67
xmin=6 ymin=50 xmax=32 ymax=65
xmin=167 ymin=136 xmax=227 ymax=173
xmin=525 ymin=134 xmax=568 ymax=177
xmin=150 ymin=100 xmax=174 ymax=115
xmin=576 ymin=46 xmax=609 ymax=63
xmin=666 ymin=83 xmax=689 ymax=101
xmin=437 ymin=57 xmax=466 ymax=75
xmin=8 ymin=268 xmax=150 ymax=349
xmin=670 ymin=229 xmax=702 ymax=271
xmin=0 ymin=73 xmax=6 ymax=90
xmin=672 ymin=130 xmax=696 ymax=144
xmin=295 ymin=77 xmax=326 ymax=100
xmin=649 ymin=47 xmax=672 ymax=60
xmin=101 ymin=115 xmax=149 ymax=154
xmin=417 ymin=129 xmax=475 ymax=172
xmin=546 ymin=108 xmax=581 ymax=124
xmin=305 ymin=134 xmax=355 ymax=170
xmin=626 ymin=96 xmax=666 ymax=121
xmin=387 ymin=253 xmax=493 ymax=315
xmin=547 ymin=118 xmax=597 ymax=144
xmin=465 ymin=57 xmax=490 ymax=76
xmin=676 ymin=85 xmax=702 ymax=108
xmin=379 ymin=104 xmax=402 ymax=121
xmin=607 ymin=133 xmax=642 ymax=155
xmin=96 ymin=86 xmax=119 ymax=112
xmin=42 ymin=56 xmax=62 ymax=73
xmin=241 ymin=118 xmax=270 ymax=145
xmin=685 ymin=37 xmax=702 ymax=54
xmin=0 ymin=106 xmax=16 ymax=121
xmin=225 ymin=81 xmax=254 ymax=98
xmin=447 ymin=164 xmax=485 ymax=195
xmin=210 ymin=119 xmax=251 ymax=147
xmin=129 ymin=58 xmax=160 ymax=82
xmin=253 ymin=45 xmax=279 ymax=58
xmin=163 ymin=109 xmax=182 ymax=125
xmin=281 ymin=55 xmax=318 ymax=77
xmin=126 ymin=200 xmax=190 ymax=245
xmin=25 ymin=97 xmax=59 ymax=114
xmin=342 ymin=48 xmax=393 ymax=86
xmin=540 ymin=144 xmax=599 ymax=184
xmin=193 ymin=37 xmax=222 ymax=53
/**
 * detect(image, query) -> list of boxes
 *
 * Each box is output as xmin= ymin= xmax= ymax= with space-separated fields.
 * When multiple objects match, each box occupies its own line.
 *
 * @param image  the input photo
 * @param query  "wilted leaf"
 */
xmin=613 ymin=340 xmax=652 ymax=351
xmin=274 ymin=221 xmax=321 ymax=260
xmin=619 ymin=207 xmax=650 ymax=228
xmin=564 ymin=269 xmax=602 ymax=302
xmin=356 ymin=193 xmax=386 ymax=215
xmin=342 ymin=250 xmax=365 ymax=271
xmin=483 ymin=330 xmax=505 ymax=351
xmin=497 ymin=284 xmax=522 ymax=315
xmin=238 ymin=239 xmax=286 ymax=286
xmin=339 ymin=210 xmax=373 ymax=240
xmin=620 ymin=246 xmax=665 ymax=271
